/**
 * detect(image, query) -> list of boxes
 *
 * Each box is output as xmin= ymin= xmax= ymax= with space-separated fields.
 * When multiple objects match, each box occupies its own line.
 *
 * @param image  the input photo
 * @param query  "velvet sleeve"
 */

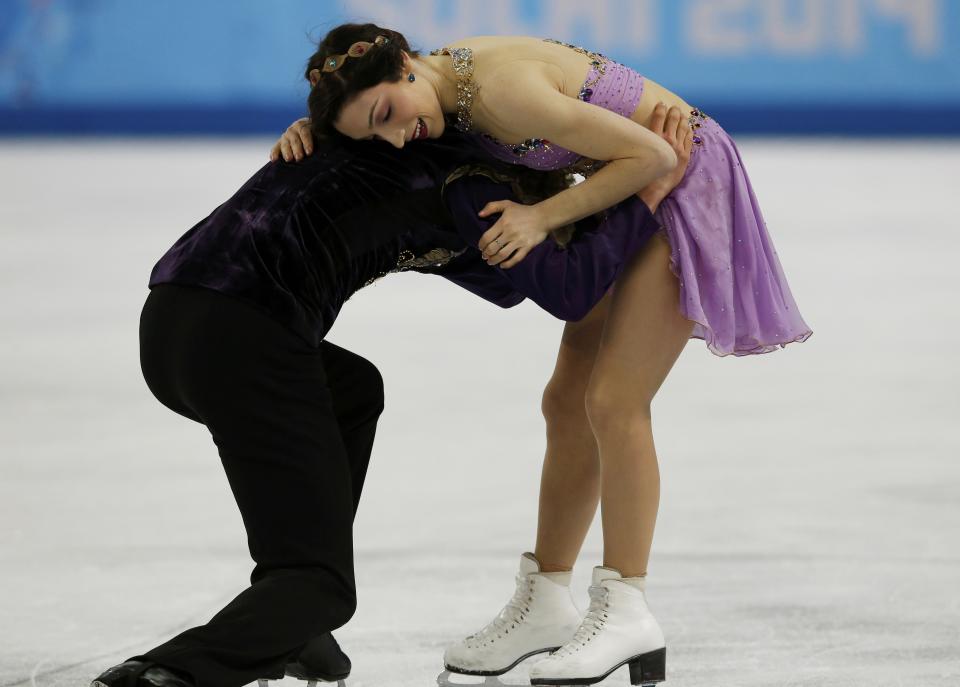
xmin=441 ymin=172 xmax=662 ymax=322
xmin=430 ymin=249 xmax=527 ymax=308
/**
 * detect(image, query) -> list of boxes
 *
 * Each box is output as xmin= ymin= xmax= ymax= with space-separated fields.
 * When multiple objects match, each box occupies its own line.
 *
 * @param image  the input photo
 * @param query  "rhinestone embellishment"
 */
xmin=362 ymin=246 xmax=466 ymax=287
xmin=688 ymin=107 xmax=709 ymax=146
xmin=429 ymin=46 xmax=480 ymax=133
xmin=543 ymin=37 xmax=610 ymax=93
xmin=430 ymin=39 xmax=612 ymax=158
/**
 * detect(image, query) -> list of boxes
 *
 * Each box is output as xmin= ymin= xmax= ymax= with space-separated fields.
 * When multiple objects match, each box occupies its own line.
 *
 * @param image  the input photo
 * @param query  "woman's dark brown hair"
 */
xmin=303 ymin=21 xmax=576 ymax=240
xmin=305 ymin=23 xmax=421 ymax=142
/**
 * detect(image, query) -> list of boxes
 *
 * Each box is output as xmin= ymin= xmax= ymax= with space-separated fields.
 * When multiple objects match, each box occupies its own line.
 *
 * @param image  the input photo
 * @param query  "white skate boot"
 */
xmin=443 ymin=552 xmax=583 ymax=676
xmin=528 ymin=566 xmax=666 ymax=686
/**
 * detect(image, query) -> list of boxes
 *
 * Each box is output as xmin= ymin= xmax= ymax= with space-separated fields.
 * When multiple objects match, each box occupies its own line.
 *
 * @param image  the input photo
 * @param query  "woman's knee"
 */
xmin=584 ymin=377 xmax=652 ymax=437
xmin=541 ymin=375 xmax=588 ymax=429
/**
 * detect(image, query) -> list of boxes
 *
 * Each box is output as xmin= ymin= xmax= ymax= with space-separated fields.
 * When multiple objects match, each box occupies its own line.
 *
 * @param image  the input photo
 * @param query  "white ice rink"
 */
xmin=2 ymin=138 xmax=958 ymax=686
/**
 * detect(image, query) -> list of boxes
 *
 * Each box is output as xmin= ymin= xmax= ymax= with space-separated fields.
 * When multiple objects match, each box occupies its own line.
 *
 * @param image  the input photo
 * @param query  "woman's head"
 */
xmin=305 ymin=23 xmax=446 ymax=147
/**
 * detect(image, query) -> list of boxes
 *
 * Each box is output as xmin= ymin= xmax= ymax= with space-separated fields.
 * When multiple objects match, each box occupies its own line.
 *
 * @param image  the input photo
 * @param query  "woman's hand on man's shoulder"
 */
xmin=270 ymin=117 xmax=314 ymax=162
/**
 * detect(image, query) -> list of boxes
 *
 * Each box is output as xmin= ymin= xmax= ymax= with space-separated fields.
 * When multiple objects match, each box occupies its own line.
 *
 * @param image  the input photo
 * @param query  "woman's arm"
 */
xmin=477 ymin=103 xmax=691 ymax=268
xmin=476 ymin=67 xmax=678 ymax=232
xmin=443 ymin=176 xmax=655 ymax=321
xmin=441 ymin=105 xmax=693 ymax=320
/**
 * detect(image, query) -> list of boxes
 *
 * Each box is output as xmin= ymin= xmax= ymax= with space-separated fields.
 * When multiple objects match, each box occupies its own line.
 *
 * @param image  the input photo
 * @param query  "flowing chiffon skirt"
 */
xmin=654 ymin=114 xmax=813 ymax=356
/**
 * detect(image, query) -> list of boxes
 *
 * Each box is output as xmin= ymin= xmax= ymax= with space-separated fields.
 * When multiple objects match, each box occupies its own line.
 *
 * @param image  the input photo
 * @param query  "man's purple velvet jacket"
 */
xmin=148 ymin=132 xmax=661 ymax=348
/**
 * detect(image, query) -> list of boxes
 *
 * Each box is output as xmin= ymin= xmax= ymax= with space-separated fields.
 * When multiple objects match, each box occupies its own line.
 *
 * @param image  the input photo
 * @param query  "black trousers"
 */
xmin=133 ymin=284 xmax=384 ymax=687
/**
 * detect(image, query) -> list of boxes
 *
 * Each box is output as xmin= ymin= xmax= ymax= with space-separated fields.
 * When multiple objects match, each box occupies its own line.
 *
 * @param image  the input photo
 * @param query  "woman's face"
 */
xmin=333 ymin=52 xmax=445 ymax=147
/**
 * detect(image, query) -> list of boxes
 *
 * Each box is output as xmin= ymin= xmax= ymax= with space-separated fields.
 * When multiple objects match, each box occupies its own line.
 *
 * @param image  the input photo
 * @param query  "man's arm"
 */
xmin=431 ymin=246 xmax=527 ymax=309
xmin=442 ymin=173 xmax=663 ymax=322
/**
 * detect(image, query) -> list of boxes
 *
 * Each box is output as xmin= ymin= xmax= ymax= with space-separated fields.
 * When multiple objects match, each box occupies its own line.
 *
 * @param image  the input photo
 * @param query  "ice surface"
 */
xmin=1 ymin=138 xmax=958 ymax=686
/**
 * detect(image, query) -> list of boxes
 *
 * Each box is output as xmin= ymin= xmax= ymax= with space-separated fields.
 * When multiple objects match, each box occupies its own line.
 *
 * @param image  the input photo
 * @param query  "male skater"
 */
xmin=91 ymin=109 xmax=690 ymax=687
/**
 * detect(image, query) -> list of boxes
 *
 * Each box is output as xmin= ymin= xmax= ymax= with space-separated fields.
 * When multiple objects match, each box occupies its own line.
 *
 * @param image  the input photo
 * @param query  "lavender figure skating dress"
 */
xmin=431 ymin=39 xmax=813 ymax=357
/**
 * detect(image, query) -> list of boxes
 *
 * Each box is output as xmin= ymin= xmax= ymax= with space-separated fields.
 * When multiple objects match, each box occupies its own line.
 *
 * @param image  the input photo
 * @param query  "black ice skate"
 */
xmin=90 ymin=660 xmax=193 ymax=687
xmin=258 ymin=632 xmax=351 ymax=687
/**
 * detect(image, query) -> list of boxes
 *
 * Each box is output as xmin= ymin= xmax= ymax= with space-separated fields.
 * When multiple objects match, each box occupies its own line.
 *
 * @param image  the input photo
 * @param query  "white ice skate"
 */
xmin=528 ymin=566 xmax=666 ymax=686
xmin=443 ymin=552 xmax=583 ymax=676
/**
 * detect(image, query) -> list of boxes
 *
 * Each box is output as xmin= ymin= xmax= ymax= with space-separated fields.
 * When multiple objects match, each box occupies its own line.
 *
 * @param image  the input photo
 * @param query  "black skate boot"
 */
xmin=257 ymin=632 xmax=351 ymax=687
xmin=90 ymin=660 xmax=194 ymax=687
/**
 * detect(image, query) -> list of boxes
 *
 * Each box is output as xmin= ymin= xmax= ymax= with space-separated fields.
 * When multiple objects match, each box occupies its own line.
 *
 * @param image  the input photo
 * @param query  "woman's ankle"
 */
xmin=531 ymin=551 xmax=575 ymax=575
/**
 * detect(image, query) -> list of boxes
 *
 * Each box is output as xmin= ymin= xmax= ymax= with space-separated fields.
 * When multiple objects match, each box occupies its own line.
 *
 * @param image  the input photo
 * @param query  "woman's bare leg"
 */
xmin=533 ymin=291 xmax=612 ymax=573
xmin=443 ymin=295 xmax=613 ymax=673
xmin=585 ymin=233 xmax=694 ymax=577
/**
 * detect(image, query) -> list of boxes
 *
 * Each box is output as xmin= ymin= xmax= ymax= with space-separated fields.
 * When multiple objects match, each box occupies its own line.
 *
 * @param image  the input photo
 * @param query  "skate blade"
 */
xmin=436 ymin=669 xmax=530 ymax=686
xmin=444 ymin=646 xmax=561 ymax=678
xmin=256 ymin=680 xmax=346 ymax=687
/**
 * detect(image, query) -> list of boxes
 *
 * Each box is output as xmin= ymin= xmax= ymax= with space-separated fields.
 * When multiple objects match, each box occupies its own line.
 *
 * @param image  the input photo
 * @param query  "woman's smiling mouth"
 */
xmin=413 ymin=117 xmax=428 ymax=140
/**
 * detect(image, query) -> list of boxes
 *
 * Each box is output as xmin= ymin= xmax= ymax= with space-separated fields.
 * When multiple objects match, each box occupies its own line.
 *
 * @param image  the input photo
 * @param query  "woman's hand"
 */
xmin=636 ymin=103 xmax=694 ymax=211
xmin=270 ymin=117 xmax=314 ymax=162
xmin=477 ymin=200 xmax=552 ymax=269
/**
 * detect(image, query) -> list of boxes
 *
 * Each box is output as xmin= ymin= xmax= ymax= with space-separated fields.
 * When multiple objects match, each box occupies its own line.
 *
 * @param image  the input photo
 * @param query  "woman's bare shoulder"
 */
xmin=434 ymin=36 xmax=573 ymax=140
xmin=473 ymin=64 xmax=568 ymax=143
xmin=441 ymin=36 xmax=563 ymax=88
xmin=441 ymin=35 xmax=559 ymax=65
xmin=442 ymin=35 xmax=539 ymax=50
xmin=444 ymin=36 xmax=579 ymax=96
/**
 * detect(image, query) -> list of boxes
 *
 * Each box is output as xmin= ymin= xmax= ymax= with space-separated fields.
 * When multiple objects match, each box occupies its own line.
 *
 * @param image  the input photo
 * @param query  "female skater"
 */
xmin=273 ymin=23 xmax=813 ymax=686
xmin=90 ymin=102 xmax=691 ymax=687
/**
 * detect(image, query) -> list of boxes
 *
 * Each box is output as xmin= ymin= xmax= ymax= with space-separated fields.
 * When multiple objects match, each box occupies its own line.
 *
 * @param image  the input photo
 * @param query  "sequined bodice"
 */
xmin=429 ymin=38 xmax=645 ymax=176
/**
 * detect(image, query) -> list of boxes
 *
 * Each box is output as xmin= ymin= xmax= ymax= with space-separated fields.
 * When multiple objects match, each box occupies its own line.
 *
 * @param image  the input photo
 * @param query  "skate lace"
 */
xmin=554 ymin=584 xmax=608 ymax=658
xmin=464 ymin=574 xmax=536 ymax=648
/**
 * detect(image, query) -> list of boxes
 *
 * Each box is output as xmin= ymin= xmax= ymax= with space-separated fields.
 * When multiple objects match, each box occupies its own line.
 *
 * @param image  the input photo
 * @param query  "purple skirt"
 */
xmin=654 ymin=115 xmax=813 ymax=356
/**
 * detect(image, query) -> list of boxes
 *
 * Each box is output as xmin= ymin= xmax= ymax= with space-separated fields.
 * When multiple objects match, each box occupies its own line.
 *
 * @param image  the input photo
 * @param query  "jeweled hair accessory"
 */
xmin=309 ymin=34 xmax=390 ymax=84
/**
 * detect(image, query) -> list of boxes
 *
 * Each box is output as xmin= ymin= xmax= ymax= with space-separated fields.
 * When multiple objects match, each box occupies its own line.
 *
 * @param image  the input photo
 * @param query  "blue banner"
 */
xmin=1 ymin=0 xmax=957 ymax=134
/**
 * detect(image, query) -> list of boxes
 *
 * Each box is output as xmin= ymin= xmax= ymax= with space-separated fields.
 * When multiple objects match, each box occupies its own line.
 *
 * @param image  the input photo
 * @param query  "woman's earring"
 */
xmin=408 ymin=73 xmax=416 ymax=82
